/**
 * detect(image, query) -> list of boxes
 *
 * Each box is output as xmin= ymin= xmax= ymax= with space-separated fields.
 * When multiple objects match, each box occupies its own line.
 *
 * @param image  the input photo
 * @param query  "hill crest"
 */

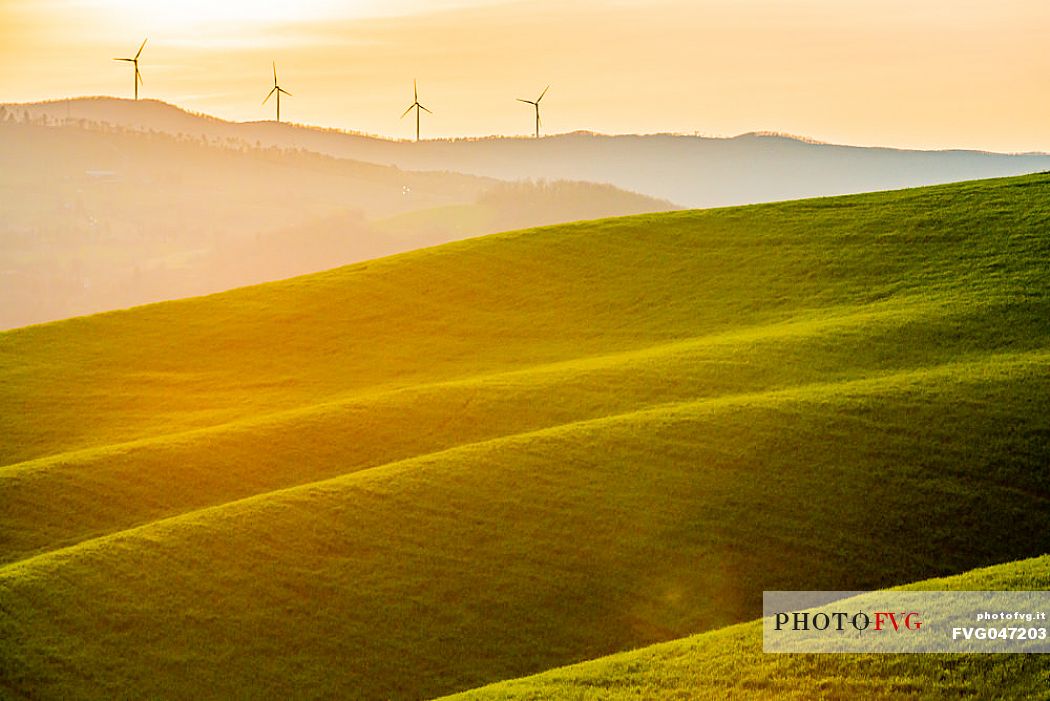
xmin=11 ymin=97 xmax=1050 ymax=208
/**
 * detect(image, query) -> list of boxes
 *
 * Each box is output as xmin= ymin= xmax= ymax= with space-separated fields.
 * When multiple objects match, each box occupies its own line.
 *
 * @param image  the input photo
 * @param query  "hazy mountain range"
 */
xmin=0 ymin=111 xmax=667 ymax=328
xmin=5 ymin=96 xmax=1050 ymax=329
xmin=11 ymin=97 xmax=1050 ymax=207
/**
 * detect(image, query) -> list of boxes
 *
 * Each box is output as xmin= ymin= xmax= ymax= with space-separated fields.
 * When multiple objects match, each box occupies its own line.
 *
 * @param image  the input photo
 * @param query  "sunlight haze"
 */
xmin=2 ymin=0 xmax=1048 ymax=150
xmin=4 ymin=1 xmax=1050 ymax=699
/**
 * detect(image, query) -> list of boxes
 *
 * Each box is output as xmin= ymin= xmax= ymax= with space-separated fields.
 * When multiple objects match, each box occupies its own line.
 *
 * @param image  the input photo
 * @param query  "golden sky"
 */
xmin=1 ymin=0 xmax=1048 ymax=151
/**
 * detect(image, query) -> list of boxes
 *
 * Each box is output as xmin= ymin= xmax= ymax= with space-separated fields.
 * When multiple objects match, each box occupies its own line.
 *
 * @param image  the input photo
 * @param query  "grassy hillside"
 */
xmin=2 ymin=175 xmax=1049 ymax=698
xmin=374 ymin=180 xmax=669 ymax=245
xmin=446 ymin=556 xmax=1050 ymax=700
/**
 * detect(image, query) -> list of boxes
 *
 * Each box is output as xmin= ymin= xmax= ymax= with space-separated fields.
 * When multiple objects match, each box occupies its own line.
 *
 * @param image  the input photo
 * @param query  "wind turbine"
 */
xmin=113 ymin=39 xmax=147 ymax=100
xmin=517 ymin=85 xmax=548 ymax=138
xmin=263 ymin=62 xmax=292 ymax=122
xmin=401 ymin=80 xmax=431 ymax=142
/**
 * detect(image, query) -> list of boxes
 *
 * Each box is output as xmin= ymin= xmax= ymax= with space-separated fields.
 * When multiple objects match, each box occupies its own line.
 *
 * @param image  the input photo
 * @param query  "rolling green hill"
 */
xmin=2 ymin=174 xmax=1049 ymax=698
xmin=445 ymin=555 xmax=1050 ymax=700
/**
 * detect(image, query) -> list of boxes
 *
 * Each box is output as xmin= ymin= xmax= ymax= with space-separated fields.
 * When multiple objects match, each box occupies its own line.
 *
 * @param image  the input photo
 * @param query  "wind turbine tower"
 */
xmin=263 ymin=62 xmax=293 ymax=122
xmin=517 ymin=85 xmax=549 ymax=138
xmin=401 ymin=80 xmax=431 ymax=142
xmin=114 ymin=39 xmax=147 ymax=100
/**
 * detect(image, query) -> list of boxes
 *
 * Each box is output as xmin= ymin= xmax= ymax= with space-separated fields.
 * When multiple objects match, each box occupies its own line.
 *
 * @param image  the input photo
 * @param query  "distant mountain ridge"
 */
xmin=10 ymin=97 xmax=1050 ymax=207
xmin=0 ymin=114 xmax=669 ymax=328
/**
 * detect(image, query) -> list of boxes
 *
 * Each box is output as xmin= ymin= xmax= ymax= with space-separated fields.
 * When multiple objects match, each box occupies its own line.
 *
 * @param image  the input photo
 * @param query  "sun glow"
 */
xmin=2 ymin=0 xmax=1048 ymax=151
xmin=87 ymin=0 xmax=357 ymax=30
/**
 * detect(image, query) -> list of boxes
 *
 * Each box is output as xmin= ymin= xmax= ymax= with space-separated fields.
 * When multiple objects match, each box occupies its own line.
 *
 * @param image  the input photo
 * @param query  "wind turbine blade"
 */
xmin=136 ymin=69 xmax=143 ymax=86
xmin=401 ymin=104 xmax=415 ymax=119
xmin=273 ymin=61 xmax=278 ymax=85
xmin=114 ymin=57 xmax=133 ymax=61
xmin=517 ymin=98 xmax=535 ymax=104
xmin=419 ymin=104 xmax=432 ymax=114
xmin=279 ymin=88 xmax=292 ymax=96
xmin=537 ymin=85 xmax=549 ymax=102
xmin=135 ymin=38 xmax=147 ymax=59
xmin=413 ymin=79 xmax=417 ymax=102
xmin=263 ymin=87 xmax=277 ymax=104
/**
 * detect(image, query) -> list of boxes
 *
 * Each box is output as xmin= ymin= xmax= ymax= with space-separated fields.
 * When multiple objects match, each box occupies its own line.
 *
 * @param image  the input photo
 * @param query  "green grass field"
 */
xmin=2 ymin=174 xmax=1049 ymax=698
xmin=446 ymin=555 xmax=1050 ymax=700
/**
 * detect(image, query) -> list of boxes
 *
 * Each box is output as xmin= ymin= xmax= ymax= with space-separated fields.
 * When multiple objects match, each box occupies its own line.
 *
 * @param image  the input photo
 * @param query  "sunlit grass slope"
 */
xmin=446 ymin=556 xmax=1050 ymax=701
xmin=2 ymin=175 xmax=1049 ymax=699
